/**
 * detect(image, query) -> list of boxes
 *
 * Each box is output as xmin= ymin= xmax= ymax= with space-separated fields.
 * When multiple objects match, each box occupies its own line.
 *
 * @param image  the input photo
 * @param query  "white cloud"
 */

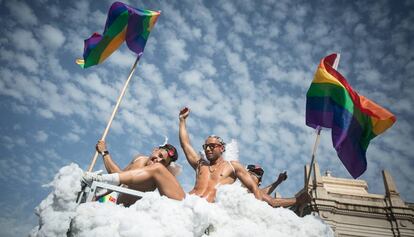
xmin=160 ymin=2 xmax=201 ymax=41
xmin=284 ymin=21 xmax=303 ymax=43
xmin=15 ymin=53 xmax=39 ymax=73
xmin=195 ymin=57 xmax=216 ymax=76
xmin=65 ymin=0 xmax=91 ymax=25
xmin=232 ymin=14 xmax=252 ymax=36
xmin=10 ymin=103 xmax=30 ymax=114
xmin=107 ymin=48 xmax=136 ymax=69
xmin=39 ymin=24 xmax=66 ymax=49
xmin=0 ymin=48 xmax=39 ymax=73
xmin=220 ymin=2 xmax=236 ymax=15
xmin=162 ymin=31 xmax=189 ymax=70
xmin=62 ymin=83 xmax=87 ymax=102
xmin=10 ymin=29 xmax=42 ymax=56
xmin=63 ymin=132 xmax=81 ymax=142
xmin=34 ymin=130 xmax=48 ymax=143
xmin=342 ymin=8 xmax=360 ymax=26
xmin=354 ymin=23 xmax=368 ymax=37
xmin=180 ymin=70 xmax=204 ymax=88
xmin=78 ymin=73 xmax=118 ymax=100
xmin=37 ymin=108 xmax=55 ymax=119
xmin=225 ymin=49 xmax=249 ymax=80
xmin=5 ymin=1 xmax=38 ymax=25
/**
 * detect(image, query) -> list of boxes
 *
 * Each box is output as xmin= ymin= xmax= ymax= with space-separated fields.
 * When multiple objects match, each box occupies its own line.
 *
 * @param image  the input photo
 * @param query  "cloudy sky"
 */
xmin=0 ymin=0 xmax=413 ymax=236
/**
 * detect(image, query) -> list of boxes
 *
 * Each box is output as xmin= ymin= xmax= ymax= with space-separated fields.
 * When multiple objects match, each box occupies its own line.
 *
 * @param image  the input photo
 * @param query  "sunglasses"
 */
xmin=247 ymin=165 xmax=264 ymax=177
xmin=202 ymin=143 xmax=222 ymax=150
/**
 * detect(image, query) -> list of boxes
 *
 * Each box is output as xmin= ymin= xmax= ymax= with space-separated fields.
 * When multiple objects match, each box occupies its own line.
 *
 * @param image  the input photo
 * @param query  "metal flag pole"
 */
xmin=87 ymin=53 xmax=142 ymax=172
xmin=300 ymin=53 xmax=340 ymax=216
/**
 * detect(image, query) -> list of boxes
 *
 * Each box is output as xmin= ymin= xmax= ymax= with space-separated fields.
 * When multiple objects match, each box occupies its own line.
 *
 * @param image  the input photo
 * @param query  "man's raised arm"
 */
xmin=179 ymin=107 xmax=200 ymax=170
xmin=261 ymin=171 xmax=287 ymax=195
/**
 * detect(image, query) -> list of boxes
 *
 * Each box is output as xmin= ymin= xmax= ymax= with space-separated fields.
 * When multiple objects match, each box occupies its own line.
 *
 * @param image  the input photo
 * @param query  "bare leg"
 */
xmin=119 ymin=163 xmax=185 ymax=200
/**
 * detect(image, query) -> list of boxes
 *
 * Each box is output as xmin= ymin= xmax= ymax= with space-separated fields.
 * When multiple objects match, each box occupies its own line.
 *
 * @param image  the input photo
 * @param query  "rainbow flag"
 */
xmin=306 ymin=54 xmax=396 ymax=178
xmin=76 ymin=2 xmax=160 ymax=68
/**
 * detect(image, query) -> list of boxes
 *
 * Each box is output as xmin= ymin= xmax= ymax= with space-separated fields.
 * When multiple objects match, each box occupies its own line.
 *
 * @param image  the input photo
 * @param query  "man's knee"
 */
xmin=148 ymin=163 xmax=168 ymax=173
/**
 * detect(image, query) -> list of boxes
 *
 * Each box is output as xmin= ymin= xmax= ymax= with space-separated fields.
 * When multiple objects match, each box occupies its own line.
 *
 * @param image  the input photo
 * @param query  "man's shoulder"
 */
xmin=131 ymin=155 xmax=149 ymax=163
xmin=229 ymin=160 xmax=242 ymax=168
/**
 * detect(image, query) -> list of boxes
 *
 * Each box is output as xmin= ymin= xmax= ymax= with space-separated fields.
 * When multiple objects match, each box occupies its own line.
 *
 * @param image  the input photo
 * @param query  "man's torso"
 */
xmin=190 ymin=160 xmax=236 ymax=202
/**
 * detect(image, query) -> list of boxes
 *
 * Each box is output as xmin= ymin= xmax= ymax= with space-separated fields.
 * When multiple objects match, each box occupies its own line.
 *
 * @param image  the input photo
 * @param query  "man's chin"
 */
xmin=206 ymin=156 xmax=216 ymax=161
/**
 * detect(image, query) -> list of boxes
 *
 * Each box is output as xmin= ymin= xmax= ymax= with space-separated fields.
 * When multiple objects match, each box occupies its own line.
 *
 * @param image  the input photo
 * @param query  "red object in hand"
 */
xmin=180 ymin=107 xmax=189 ymax=115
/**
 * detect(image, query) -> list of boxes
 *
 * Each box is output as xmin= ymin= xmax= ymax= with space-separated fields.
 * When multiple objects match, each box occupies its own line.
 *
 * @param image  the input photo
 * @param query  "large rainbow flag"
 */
xmin=76 ymin=2 xmax=160 ymax=68
xmin=306 ymin=54 xmax=396 ymax=178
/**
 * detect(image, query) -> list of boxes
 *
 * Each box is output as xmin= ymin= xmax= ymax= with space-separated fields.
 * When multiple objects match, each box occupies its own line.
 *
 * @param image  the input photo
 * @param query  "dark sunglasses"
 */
xmin=247 ymin=165 xmax=264 ymax=176
xmin=202 ymin=143 xmax=222 ymax=150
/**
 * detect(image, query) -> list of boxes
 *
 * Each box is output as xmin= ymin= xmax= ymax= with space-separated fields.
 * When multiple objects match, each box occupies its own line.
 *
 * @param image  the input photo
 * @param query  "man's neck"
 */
xmin=210 ymin=157 xmax=224 ymax=166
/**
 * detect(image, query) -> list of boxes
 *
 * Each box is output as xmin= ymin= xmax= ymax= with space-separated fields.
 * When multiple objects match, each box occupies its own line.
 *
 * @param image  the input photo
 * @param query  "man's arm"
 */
xmin=261 ymin=171 xmax=287 ymax=195
xmin=179 ymin=107 xmax=200 ymax=170
xmin=96 ymin=140 xmax=122 ymax=173
xmin=262 ymin=191 xmax=311 ymax=208
xmin=232 ymin=161 xmax=263 ymax=200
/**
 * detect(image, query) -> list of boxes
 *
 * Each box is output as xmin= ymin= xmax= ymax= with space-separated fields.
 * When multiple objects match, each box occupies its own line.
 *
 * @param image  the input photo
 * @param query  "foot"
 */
xmin=82 ymin=171 xmax=104 ymax=187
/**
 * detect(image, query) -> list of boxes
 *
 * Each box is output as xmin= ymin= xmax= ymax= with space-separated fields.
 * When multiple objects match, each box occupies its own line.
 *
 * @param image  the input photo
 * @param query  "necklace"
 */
xmin=208 ymin=160 xmax=225 ymax=173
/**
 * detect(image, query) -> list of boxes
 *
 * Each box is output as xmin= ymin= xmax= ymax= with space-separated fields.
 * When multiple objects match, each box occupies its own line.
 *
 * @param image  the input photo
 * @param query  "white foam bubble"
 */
xmin=30 ymin=164 xmax=334 ymax=237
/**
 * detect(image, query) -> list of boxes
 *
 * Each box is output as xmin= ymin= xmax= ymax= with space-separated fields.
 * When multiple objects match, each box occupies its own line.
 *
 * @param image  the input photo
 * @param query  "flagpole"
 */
xmin=300 ymin=53 xmax=340 ymax=216
xmin=87 ymin=53 xmax=142 ymax=172
xmin=304 ymin=127 xmax=322 ymax=190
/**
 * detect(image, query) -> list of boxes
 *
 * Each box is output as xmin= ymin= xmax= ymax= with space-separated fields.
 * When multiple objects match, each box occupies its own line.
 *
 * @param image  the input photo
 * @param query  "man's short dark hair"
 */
xmin=207 ymin=135 xmax=226 ymax=152
xmin=159 ymin=144 xmax=178 ymax=162
xmin=247 ymin=164 xmax=264 ymax=183
xmin=207 ymin=135 xmax=225 ymax=145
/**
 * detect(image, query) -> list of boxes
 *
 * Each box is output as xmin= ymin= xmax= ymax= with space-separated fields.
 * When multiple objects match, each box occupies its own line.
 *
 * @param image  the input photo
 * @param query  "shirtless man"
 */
xmin=246 ymin=164 xmax=287 ymax=195
xmin=83 ymin=141 xmax=185 ymax=205
xmin=246 ymin=164 xmax=311 ymax=207
xmin=178 ymin=107 xmax=263 ymax=202
xmin=179 ymin=107 xmax=296 ymax=206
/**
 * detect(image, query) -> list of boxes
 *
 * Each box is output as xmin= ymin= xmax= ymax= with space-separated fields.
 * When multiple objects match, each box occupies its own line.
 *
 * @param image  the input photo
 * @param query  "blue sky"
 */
xmin=0 ymin=0 xmax=413 ymax=236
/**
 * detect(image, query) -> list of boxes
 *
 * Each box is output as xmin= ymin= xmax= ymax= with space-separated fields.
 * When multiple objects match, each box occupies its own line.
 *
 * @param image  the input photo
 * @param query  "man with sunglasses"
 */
xmin=179 ymin=107 xmax=310 ymax=207
xmin=179 ymin=107 xmax=262 ymax=202
xmin=82 ymin=140 xmax=185 ymax=206
xmin=179 ymin=107 xmax=285 ymax=204
xmin=246 ymin=164 xmax=310 ymax=207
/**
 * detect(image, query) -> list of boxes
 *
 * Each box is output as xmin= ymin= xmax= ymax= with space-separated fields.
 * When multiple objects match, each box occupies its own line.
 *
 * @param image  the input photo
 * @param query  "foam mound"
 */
xmin=30 ymin=164 xmax=333 ymax=237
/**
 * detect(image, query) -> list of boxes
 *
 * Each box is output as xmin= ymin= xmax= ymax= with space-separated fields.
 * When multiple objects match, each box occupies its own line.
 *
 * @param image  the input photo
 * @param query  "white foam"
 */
xmin=223 ymin=139 xmax=239 ymax=161
xmin=30 ymin=164 xmax=334 ymax=237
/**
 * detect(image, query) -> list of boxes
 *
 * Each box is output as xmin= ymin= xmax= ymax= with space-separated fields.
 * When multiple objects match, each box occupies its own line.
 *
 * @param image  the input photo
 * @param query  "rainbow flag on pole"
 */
xmin=306 ymin=54 xmax=396 ymax=178
xmin=76 ymin=2 xmax=160 ymax=68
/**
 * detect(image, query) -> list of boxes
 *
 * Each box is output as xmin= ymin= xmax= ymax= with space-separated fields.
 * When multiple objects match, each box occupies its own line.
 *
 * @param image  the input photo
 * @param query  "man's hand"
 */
xmin=96 ymin=140 xmax=108 ymax=153
xmin=277 ymin=171 xmax=288 ymax=183
xmin=179 ymin=107 xmax=190 ymax=121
